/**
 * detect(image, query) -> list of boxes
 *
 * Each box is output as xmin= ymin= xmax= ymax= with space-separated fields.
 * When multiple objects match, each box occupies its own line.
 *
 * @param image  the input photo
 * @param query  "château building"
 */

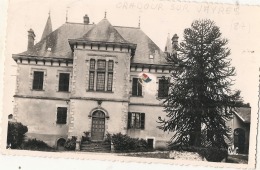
xmin=12 ymin=13 xmax=175 ymax=149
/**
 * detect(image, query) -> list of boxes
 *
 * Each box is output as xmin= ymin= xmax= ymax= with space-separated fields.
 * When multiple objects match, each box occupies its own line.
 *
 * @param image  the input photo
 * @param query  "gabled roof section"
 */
xmin=41 ymin=15 xmax=52 ymax=40
xmin=17 ymin=23 xmax=94 ymax=58
xmin=79 ymin=18 xmax=129 ymax=44
xmin=115 ymin=26 xmax=167 ymax=64
xmin=234 ymin=107 xmax=251 ymax=123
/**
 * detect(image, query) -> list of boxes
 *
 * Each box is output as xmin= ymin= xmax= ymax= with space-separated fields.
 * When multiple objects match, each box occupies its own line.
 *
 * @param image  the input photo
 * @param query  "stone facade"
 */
xmin=12 ymin=15 xmax=174 ymax=148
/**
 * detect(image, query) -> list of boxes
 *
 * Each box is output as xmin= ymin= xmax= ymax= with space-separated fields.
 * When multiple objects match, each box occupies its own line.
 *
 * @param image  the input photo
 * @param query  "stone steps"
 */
xmin=80 ymin=141 xmax=111 ymax=152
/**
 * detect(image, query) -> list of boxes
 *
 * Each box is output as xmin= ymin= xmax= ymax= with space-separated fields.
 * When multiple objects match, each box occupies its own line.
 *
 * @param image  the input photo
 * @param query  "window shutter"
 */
xmin=132 ymin=78 xmax=137 ymax=96
xmin=127 ymin=112 xmax=132 ymax=129
xmin=138 ymin=79 xmax=142 ymax=96
xmin=33 ymin=71 xmax=44 ymax=90
xmin=140 ymin=113 xmax=145 ymax=129
xmin=164 ymin=80 xmax=169 ymax=97
xmin=158 ymin=79 xmax=163 ymax=97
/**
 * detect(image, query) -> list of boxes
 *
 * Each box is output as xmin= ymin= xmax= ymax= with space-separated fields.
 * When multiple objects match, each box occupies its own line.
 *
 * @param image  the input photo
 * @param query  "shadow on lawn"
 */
xmin=226 ymin=154 xmax=248 ymax=164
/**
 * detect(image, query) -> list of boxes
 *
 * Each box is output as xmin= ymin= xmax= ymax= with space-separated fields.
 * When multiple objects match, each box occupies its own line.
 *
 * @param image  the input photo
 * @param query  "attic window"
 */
xmin=149 ymin=55 xmax=154 ymax=59
xmin=47 ymin=47 xmax=52 ymax=51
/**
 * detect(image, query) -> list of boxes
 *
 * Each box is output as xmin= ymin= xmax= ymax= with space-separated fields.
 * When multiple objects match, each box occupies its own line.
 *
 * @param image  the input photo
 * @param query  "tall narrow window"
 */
xmin=96 ymin=72 xmax=105 ymax=91
xmin=58 ymin=73 xmax=70 ymax=92
xmin=96 ymin=60 xmax=106 ymax=91
xmin=107 ymin=60 xmax=113 ymax=91
xmin=158 ymin=78 xmax=169 ymax=98
xmin=132 ymin=78 xmax=142 ymax=96
xmin=127 ymin=112 xmax=145 ymax=129
xmin=56 ymin=107 xmax=67 ymax=124
xmin=32 ymin=71 xmax=44 ymax=90
xmin=89 ymin=59 xmax=95 ymax=90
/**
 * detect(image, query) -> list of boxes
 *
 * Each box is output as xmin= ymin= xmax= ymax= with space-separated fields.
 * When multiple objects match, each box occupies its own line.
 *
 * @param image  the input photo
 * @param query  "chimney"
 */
xmin=27 ymin=28 xmax=36 ymax=51
xmin=171 ymin=34 xmax=179 ymax=50
xmin=83 ymin=14 xmax=89 ymax=24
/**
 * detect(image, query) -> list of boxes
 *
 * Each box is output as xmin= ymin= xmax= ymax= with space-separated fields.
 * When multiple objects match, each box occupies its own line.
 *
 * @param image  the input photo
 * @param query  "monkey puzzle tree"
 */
xmin=158 ymin=19 xmax=242 ymax=149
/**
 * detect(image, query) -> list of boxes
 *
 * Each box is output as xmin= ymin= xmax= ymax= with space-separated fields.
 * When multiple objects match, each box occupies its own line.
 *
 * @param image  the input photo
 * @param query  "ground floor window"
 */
xmin=56 ymin=107 xmax=67 ymax=124
xmin=127 ymin=112 xmax=145 ymax=129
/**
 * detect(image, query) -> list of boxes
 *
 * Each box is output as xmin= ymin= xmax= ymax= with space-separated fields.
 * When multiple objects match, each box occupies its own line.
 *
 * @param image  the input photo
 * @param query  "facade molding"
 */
xmin=14 ymin=95 xmax=70 ymax=101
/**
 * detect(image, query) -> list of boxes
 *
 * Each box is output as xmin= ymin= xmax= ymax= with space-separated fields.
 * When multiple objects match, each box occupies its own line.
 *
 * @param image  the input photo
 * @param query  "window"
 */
xmin=89 ymin=59 xmax=95 ymax=90
xmin=58 ymin=73 xmax=70 ymax=92
xmin=89 ymin=72 xmax=95 ymax=90
xmin=88 ymin=59 xmax=114 ymax=92
xmin=96 ymin=72 xmax=105 ymax=91
xmin=158 ymin=78 xmax=169 ymax=97
xmin=32 ymin=71 xmax=44 ymax=90
xmin=56 ymin=107 xmax=67 ymax=124
xmin=132 ymin=78 xmax=142 ymax=96
xmin=127 ymin=112 xmax=145 ymax=129
xmin=107 ymin=60 xmax=113 ymax=91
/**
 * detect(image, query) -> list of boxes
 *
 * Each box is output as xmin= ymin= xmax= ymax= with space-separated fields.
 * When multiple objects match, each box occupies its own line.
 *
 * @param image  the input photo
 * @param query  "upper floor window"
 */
xmin=56 ymin=107 xmax=67 ymax=124
xmin=127 ymin=112 xmax=145 ymax=129
xmin=107 ymin=60 xmax=114 ymax=91
xmin=132 ymin=78 xmax=142 ymax=96
xmin=58 ymin=73 xmax=70 ymax=92
xmin=88 ymin=59 xmax=114 ymax=92
xmin=32 ymin=71 xmax=44 ymax=90
xmin=158 ymin=78 xmax=169 ymax=98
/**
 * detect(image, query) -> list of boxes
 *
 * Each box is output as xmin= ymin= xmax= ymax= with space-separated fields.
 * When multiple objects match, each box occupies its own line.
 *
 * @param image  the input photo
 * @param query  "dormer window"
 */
xmin=149 ymin=55 xmax=154 ymax=59
xmin=47 ymin=47 xmax=52 ymax=51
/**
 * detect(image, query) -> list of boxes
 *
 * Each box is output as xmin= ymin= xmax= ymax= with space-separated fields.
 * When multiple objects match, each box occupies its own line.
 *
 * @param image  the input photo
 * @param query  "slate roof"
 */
xmin=80 ymin=19 xmax=129 ymax=44
xmin=16 ymin=19 xmax=167 ymax=64
xmin=234 ymin=107 xmax=251 ymax=123
xmin=41 ymin=15 xmax=52 ymax=40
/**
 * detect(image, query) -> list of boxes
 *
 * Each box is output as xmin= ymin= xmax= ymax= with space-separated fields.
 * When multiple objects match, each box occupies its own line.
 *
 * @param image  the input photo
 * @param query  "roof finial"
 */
xmin=104 ymin=11 xmax=107 ymax=19
xmin=66 ymin=7 xmax=68 ymax=22
xmin=48 ymin=10 xmax=50 ymax=17
xmin=138 ymin=16 xmax=141 ymax=28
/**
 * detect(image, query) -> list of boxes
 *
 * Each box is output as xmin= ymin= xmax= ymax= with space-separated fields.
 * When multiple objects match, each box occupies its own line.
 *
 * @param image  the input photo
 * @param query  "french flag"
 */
xmin=140 ymin=73 xmax=152 ymax=83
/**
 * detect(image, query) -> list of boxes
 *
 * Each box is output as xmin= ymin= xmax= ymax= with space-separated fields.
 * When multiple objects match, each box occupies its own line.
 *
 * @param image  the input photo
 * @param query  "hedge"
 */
xmin=7 ymin=122 xmax=28 ymax=149
xmin=110 ymin=133 xmax=149 ymax=152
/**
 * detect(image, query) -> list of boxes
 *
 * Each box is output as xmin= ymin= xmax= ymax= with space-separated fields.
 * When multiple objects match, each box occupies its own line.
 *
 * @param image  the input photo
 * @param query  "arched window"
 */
xmin=57 ymin=138 xmax=66 ymax=151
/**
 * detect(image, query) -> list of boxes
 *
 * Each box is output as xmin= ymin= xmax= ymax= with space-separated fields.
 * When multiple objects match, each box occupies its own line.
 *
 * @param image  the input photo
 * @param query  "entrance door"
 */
xmin=234 ymin=128 xmax=245 ymax=154
xmin=91 ymin=110 xmax=105 ymax=141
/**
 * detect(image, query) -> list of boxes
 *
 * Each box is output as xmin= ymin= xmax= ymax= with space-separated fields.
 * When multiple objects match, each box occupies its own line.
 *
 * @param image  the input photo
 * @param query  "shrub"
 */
xmin=21 ymin=138 xmax=54 ymax=151
xmin=111 ymin=133 xmax=149 ymax=152
xmin=81 ymin=131 xmax=91 ymax=142
xmin=7 ymin=122 xmax=28 ymax=149
xmin=64 ymin=136 xmax=77 ymax=150
xmin=197 ymin=147 xmax=228 ymax=162
xmin=104 ymin=133 xmax=112 ymax=144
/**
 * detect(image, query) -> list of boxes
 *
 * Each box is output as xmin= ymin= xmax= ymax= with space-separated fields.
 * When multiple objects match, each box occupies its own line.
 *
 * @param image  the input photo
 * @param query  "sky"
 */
xmin=0 ymin=0 xmax=260 ymax=169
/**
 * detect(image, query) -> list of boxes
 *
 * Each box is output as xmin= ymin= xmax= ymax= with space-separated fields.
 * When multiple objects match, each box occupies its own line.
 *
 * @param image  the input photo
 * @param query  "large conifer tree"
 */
xmin=158 ymin=19 xmax=242 ymax=148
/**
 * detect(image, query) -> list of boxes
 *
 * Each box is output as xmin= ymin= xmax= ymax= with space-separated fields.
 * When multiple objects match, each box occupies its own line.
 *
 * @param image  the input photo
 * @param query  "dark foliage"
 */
xmin=158 ymin=19 xmax=242 ymax=148
xmin=21 ymin=138 xmax=54 ymax=151
xmin=81 ymin=131 xmax=91 ymax=142
xmin=7 ymin=122 xmax=28 ymax=149
xmin=197 ymin=147 xmax=228 ymax=162
xmin=64 ymin=136 xmax=77 ymax=150
xmin=111 ymin=133 xmax=149 ymax=152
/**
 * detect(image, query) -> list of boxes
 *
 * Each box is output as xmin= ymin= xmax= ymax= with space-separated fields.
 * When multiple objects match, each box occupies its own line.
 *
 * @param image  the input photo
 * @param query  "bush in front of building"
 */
xmin=197 ymin=147 xmax=228 ymax=162
xmin=7 ymin=121 xmax=28 ymax=149
xmin=111 ymin=133 xmax=149 ymax=152
xmin=21 ymin=138 xmax=54 ymax=151
xmin=64 ymin=136 xmax=77 ymax=150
